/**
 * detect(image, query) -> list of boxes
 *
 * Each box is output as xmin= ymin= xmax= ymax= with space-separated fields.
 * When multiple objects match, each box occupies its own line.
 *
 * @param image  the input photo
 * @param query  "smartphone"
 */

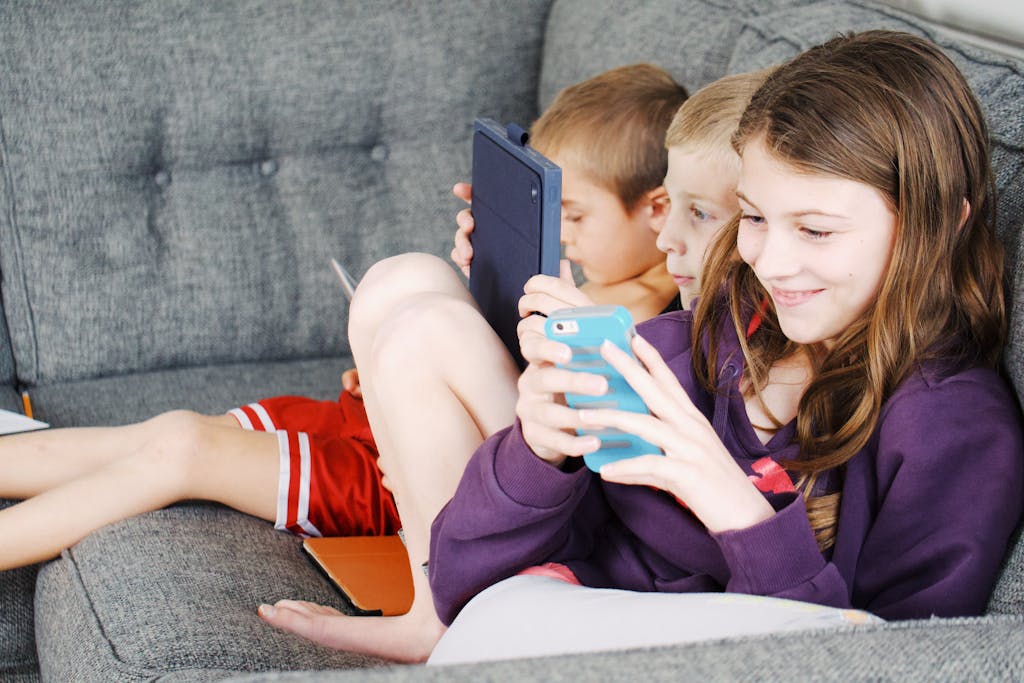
xmin=544 ymin=305 xmax=663 ymax=472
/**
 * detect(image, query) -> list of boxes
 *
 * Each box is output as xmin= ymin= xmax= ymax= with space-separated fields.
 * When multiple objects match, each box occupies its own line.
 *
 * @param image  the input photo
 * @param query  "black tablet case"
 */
xmin=469 ymin=118 xmax=561 ymax=369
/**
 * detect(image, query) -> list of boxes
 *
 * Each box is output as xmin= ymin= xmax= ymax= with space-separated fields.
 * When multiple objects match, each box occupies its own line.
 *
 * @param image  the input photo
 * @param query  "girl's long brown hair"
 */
xmin=694 ymin=31 xmax=1006 ymax=550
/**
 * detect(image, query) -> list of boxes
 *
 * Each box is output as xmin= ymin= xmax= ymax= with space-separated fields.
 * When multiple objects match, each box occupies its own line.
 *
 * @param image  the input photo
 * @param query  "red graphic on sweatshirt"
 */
xmin=748 ymin=457 xmax=796 ymax=494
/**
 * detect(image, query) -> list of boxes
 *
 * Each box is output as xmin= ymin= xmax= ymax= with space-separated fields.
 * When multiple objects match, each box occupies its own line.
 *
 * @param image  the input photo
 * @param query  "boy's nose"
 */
xmin=560 ymin=221 xmax=575 ymax=244
xmin=655 ymin=219 xmax=685 ymax=254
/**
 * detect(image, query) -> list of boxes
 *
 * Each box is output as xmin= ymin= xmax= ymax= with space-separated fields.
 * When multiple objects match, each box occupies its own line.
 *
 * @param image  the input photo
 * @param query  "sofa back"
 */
xmin=0 ymin=0 xmax=552 ymax=386
xmin=540 ymin=0 xmax=1024 ymax=612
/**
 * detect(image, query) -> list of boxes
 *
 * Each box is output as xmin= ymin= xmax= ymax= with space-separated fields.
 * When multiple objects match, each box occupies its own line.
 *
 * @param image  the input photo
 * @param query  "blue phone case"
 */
xmin=469 ymin=118 xmax=561 ymax=370
xmin=545 ymin=305 xmax=664 ymax=472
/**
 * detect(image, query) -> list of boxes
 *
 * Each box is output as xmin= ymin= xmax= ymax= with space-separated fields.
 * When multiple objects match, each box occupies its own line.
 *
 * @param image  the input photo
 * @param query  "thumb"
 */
xmin=259 ymin=603 xmax=325 ymax=645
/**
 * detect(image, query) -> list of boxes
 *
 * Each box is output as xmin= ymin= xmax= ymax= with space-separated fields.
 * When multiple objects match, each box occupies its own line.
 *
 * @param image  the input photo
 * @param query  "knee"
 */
xmin=367 ymin=293 xmax=478 ymax=371
xmin=137 ymin=410 xmax=210 ymax=482
xmin=349 ymin=253 xmax=463 ymax=343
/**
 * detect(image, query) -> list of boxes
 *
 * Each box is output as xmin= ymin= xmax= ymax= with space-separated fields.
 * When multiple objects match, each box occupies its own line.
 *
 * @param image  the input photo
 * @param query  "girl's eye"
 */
xmin=564 ymin=214 xmax=582 ymax=224
xmin=690 ymin=205 xmax=710 ymax=221
xmin=740 ymin=213 xmax=765 ymax=226
xmin=801 ymin=227 xmax=831 ymax=240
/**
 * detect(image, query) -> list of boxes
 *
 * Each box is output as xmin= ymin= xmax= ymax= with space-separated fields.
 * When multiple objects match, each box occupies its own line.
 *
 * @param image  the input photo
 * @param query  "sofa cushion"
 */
xmin=0 ymin=0 xmax=551 ymax=386
xmin=223 ymin=614 xmax=1024 ymax=682
xmin=27 ymin=356 xmax=351 ymax=428
xmin=35 ymin=503 xmax=388 ymax=681
xmin=0 ymin=501 xmax=40 ymax=683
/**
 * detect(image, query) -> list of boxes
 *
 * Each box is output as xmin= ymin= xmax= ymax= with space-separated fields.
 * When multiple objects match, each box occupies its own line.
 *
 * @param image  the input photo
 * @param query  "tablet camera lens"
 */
xmin=531 ymin=184 xmax=539 ymax=203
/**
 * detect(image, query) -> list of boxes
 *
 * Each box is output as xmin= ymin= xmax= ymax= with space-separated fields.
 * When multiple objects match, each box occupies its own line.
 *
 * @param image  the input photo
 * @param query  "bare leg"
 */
xmin=0 ymin=411 xmax=278 ymax=569
xmin=0 ymin=414 xmax=227 ymax=498
xmin=260 ymin=254 xmax=519 ymax=662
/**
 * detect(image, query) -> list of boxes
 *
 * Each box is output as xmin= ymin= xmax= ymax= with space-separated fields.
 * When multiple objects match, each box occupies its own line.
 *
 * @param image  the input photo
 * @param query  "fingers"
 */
xmin=341 ymin=368 xmax=361 ymax=398
xmin=517 ymin=317 xmax=568 ymax=365
xmin=258 ymin=600 xmax=348 ymax=649
xmin=601 ymin=338 xmax=702 ymax=423
xmin=518 ymin=275 xmax=594 ymax=318
xmin=452 ymin=182 xmax=472 ymax=204
xmin=598 ymin=454 xmax=675 ymax=489
xmin=631 ymin=334 xmax=700 ymax=415
xmin=451 ymin=207 xmax=475 ymax=277
xmin=515 ymin=363 xmax=604 ymax=464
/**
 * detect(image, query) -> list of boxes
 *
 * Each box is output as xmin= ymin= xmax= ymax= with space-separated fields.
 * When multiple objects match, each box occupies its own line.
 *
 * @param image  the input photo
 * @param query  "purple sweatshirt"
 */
xmin=429 ymin=310 xmax=1024 ymax=626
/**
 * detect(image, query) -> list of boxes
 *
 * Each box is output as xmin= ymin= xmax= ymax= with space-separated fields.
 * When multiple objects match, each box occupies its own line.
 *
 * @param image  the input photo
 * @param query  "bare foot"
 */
xmin=258 ymin=599 xmax=445 ymax=663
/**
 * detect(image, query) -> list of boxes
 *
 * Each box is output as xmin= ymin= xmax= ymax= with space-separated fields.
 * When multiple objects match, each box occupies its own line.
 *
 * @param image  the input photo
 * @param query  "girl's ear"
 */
xmin=643 ymin=185 xmax=670 ymax=233
xmin=958 ymin=197 xmax=971 ymax=231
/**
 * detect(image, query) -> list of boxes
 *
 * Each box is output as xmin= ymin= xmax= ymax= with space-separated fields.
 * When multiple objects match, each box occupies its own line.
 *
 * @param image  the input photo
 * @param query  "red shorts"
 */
xmin=228 ymin=392 xmax=400 ymax=538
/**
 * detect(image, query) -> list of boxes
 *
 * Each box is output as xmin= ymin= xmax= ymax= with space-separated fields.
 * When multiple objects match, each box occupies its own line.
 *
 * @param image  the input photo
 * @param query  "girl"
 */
xmin=427 ymin=29 xmax=1024 ymax=634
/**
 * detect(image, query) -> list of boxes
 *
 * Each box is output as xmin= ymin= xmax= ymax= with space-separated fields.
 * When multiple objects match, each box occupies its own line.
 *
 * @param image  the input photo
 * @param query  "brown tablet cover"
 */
xmin=302 ymin=535 xmax=414 ymax=616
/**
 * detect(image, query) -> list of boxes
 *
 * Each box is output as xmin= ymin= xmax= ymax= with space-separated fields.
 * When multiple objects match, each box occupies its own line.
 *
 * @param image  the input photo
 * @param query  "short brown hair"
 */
xmin=664 ymin=68 xmax=774 ymax=167
xmin=529 ymin=63 xmax=687 ymax=210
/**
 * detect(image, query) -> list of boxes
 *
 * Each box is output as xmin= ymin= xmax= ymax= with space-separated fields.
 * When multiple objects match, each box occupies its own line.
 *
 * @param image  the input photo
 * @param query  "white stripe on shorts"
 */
xmin=227 ymin=407 xmax=254 ymax=430
xmin=272 ymin=431 xmax=322 ymax=538
xmin=295 ymin=433 xmax=322 ymax=537
xmin=274 ymin=431 xmax=290 ymax=532
xmin=250 ymin=403 xmax=276 ymax=431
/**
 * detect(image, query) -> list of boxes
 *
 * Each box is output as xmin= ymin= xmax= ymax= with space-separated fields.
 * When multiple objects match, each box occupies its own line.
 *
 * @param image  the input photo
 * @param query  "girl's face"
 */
xmin=735 ymin=136 xmax=897 ymax=348
xmin=657 ymin=146 xmax=740 ymax=306
xmin=554 ymin=154 xmax=665 ymax=285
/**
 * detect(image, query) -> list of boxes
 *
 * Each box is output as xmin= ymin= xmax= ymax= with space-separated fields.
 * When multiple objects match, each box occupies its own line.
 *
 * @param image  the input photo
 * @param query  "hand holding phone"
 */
xmin=544 ymin=305 xmax=664 ymax=472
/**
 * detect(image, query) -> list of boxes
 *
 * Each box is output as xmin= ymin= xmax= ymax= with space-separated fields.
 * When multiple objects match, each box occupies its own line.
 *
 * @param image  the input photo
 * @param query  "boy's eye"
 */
xmin=690 ymin=205 xmax=710 ymax=221
xmin=740 ymin=214 xmax=765 ymax=226
xmin=564 ymin=214 xmax=583 ymax=223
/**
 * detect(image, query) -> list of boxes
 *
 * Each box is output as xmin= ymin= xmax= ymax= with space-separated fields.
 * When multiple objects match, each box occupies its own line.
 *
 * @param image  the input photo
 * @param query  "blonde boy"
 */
xmin=657 ymin=68 xmax=774 ymax=308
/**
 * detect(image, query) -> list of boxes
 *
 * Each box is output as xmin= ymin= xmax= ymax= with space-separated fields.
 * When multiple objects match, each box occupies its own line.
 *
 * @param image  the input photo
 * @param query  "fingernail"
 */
xmin=258 ymin=604 xmax=276 ymax=618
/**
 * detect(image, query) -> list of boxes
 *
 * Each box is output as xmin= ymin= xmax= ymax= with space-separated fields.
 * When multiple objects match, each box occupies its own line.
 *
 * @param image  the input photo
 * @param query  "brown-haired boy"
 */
xmin=453 ymin=62 xmax=688 ymax=321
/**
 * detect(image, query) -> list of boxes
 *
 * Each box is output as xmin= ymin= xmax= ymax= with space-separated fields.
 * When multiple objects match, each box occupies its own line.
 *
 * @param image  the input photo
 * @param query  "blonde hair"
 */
xmin=664 ymin=68 xmax=774 ymax=166
xmin=694 ymin=31 xmax=1004 ymax=550
xmin=530 ymin=63 xmax=687 ymax=210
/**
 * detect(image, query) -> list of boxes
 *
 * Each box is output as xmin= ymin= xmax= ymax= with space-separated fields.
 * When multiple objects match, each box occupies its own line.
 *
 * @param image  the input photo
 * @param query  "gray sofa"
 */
xmin=1 ymin=1 xmax=1022 ymax=681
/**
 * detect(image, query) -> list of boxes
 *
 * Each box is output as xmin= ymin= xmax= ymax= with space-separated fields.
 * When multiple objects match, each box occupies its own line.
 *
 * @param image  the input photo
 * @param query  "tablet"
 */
xmin=303 ymin=535 xmax=413 ymax=616
xmin=469 ymin=118 xmax=561 ymax=369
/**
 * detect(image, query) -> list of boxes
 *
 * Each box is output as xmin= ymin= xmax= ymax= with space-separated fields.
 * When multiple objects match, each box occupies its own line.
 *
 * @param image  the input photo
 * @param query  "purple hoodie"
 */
xmin=429 ymin=309 xmax=1024 ymax=626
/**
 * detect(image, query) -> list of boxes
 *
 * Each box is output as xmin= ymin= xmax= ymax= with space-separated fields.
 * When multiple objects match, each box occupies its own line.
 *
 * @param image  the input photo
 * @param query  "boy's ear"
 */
xmin=643 ymin=185 xmax=670 ymax=233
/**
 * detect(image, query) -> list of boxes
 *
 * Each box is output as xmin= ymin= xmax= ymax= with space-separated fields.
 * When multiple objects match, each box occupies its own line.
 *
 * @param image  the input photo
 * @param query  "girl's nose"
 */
xmin=751 ymin=228 xmax=799 ymax=279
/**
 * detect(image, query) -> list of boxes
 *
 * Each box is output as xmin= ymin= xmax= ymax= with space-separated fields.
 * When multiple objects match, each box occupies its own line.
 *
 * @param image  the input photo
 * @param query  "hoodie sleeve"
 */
xmin=429 ymin=421 xmax=595 ymax=625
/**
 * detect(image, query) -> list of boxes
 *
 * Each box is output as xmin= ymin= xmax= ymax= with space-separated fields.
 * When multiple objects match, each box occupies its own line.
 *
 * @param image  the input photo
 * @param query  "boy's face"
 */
xmin=657 ymin=147 xmax=740 ymax=307
xmin=554 ymin=154 xmax=665 ymax=285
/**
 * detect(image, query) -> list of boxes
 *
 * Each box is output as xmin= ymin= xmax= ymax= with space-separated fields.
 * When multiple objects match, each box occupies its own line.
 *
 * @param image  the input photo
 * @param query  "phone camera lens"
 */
xmin=555 ymin=322 xmax=564 ymax=331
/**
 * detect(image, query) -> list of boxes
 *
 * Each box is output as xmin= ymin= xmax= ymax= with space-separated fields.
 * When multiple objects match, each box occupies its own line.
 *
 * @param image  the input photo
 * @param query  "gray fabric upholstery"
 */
xmin=0 ymin=501 xmax=39 ymax=681
xmin=30 ymin=356 xmax=351 ymax=428
xmin=0 ymin=0 xmax=548 ymax=386
xmin=34 ymin=504 xmax=387 ymax=681
xmin=1 ymin=0 xmax=1023 ymax=680
xmin=225 ymin=616 xmax=1024 ymax=682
